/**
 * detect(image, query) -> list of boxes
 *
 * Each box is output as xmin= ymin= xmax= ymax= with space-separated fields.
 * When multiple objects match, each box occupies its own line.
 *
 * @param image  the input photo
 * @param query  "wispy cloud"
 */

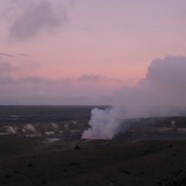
xmin=78 ymin=74 xmax=124 ymax=84
xmin=78 ymin=74 xmax=103 ymax=82
xmin=0 ymin=61 xmax=19 ymax=74
xmin=0 ymin=52 xmax=15 ymax=57
xmin=2 ymin=0 xmax=68 ymax=40
xmin=0 ymin=55 xmax=41 ymax=80
xmin=18 ymin=53 xmax=30 ymax=57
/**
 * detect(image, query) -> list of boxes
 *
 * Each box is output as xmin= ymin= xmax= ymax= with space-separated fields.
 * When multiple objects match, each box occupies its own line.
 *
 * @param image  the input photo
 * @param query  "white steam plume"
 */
xmin=82 ymin=55 xmax=186 ymax=139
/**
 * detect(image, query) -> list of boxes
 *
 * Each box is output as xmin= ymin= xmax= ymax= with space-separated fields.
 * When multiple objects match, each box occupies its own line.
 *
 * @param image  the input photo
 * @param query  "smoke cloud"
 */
xmin=82 ymin=55 xmax=186 ymax=139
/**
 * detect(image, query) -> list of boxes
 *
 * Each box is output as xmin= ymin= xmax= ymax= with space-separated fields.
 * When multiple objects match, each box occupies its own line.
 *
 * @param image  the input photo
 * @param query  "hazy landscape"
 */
xmin=0 ymin=106 xmax=186 ymax=186
xmin=1 ymin=1 xmax=186 ymax=185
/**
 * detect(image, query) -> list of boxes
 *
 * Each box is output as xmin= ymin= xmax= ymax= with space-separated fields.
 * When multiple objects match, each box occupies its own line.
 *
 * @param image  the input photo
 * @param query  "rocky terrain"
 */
xmin=0 ymin=105 xmax=95 ymax=141
xmin=0 ymin=138 xmax=186 ymax=186
xmin=0 ymin=106 xmax=186 ymax=186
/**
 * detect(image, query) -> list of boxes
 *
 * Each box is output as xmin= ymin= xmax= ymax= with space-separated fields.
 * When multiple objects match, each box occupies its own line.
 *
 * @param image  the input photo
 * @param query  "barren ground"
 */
xmin=0 ymin=137 xmax=186 ymax=186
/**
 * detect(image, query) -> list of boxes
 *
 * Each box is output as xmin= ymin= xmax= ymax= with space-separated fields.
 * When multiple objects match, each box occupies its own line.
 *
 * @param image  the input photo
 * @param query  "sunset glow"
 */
xmin=0 ymin=0 xmax=186 ymax=104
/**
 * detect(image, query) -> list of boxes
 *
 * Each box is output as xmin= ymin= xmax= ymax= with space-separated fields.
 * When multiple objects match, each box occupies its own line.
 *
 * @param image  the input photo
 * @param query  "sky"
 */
xmin=0 ymin=0 xmax=186 ymax=105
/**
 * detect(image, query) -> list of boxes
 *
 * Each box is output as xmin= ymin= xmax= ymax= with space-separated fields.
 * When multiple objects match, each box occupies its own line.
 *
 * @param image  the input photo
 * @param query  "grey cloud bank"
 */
xmin=82 ymin=55 xmax=186 ymax=139
xmin=1 ymin=0 xmax=68 ymax=40
xmin=0 ymin=66 xmax=117 ymax=105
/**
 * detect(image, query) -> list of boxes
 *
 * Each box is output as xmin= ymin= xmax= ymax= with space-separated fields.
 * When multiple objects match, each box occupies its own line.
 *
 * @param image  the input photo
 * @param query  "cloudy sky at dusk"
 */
xmin=0 ymin=0 xmax=186 ymax=105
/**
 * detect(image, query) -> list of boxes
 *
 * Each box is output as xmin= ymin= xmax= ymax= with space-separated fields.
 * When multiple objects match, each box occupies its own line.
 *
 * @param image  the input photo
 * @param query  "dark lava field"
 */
xmin=0 ymin=106 xmax=186 ymax=186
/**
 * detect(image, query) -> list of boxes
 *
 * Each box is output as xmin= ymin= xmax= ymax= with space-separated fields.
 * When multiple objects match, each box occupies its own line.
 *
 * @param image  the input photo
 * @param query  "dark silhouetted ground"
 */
xmin=0 ymin=138 xmax=186 ymax=186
